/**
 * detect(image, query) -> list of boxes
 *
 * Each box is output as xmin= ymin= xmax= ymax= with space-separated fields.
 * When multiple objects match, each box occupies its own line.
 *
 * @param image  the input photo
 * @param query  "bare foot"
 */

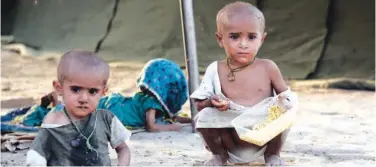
xmin=204 ymin=155 xmax=226 ymax=166
xmin=265 ymin=154 xmax=285 ymax=166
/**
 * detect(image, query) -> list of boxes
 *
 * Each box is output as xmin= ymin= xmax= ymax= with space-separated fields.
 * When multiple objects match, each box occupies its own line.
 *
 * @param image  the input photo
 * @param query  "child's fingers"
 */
xmin=216 ymin=99 xmax=229 ymax=110
xmin=278 ymin=94 xmax=287 ymax=100
xmin=220 ymin=106 xmax=229 ymax=111
xmin=211 ymin=99 xmax=225 ymax=107
xmin=218 ymin=103 xmax=229 ymax=111
xmin=211 ymin=95 xmax=220 ymax=101
xmin=212 ymin=95 xmax=227 ymax=104
xmin=218 ymin=107 xmax=227 ymax=111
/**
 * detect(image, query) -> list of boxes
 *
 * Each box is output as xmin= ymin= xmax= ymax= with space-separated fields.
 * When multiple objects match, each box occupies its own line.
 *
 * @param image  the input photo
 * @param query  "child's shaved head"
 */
xmin=57 ymin=50 xmax=110 ymax=85
xmin=216 ymin=1 xmax=265 ymax=33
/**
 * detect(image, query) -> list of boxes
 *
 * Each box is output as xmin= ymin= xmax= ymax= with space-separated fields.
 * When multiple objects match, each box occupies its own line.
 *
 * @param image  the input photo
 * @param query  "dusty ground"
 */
xmin=1 ymin=50 xmax=376 ymax=166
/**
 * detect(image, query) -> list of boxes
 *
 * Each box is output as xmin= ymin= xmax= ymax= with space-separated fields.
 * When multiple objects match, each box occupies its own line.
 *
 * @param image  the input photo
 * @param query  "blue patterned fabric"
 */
xmin=1 ymin=106 xmax=31 ymax=122
xmin=136 ymin=58 xmax=188 ymax=117
xmin=0 ymin=106 xmax=39 ymax=133
xmin=0 ymin=124 xmax=38 ymax=133
xmin=22 ymin=106 xmax=50 ymax=126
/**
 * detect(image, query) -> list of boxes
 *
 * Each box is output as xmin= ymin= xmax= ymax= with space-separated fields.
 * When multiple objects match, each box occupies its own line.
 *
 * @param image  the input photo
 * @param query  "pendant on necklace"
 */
xmin=228 ymin=71 xmax=235 ymax=82
xmin=71 ymin=137 xmax=81 ymax=147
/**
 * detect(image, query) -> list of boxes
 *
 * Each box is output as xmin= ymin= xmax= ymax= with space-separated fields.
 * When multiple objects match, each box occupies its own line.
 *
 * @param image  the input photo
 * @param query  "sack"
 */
xmin=231 ymin=93 xmax=298 ymax=146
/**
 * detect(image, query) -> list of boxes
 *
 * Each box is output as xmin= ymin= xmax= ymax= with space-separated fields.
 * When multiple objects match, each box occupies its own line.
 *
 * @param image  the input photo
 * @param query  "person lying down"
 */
xmin=10 ymin=58 xmax=191 ymax=132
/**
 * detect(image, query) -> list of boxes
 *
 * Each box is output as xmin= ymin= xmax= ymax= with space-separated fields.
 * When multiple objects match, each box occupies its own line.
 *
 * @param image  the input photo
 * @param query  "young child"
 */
xmin=190 ymin=2 xmax=297 ymax=166
xmin=26 ymin=50 xmax=132 ymax=166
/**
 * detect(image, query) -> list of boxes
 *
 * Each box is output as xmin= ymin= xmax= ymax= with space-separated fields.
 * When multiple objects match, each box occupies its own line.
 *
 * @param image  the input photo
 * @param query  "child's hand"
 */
xmin=174 ymin=116 xmax=192 ymax=123
xmin=210 ymin=95 xmax=229 ymax=111
xmin=170 ymin=123 xmax=182 ymax=131
xmin=277 ymin=94 xmax=292 ymax=110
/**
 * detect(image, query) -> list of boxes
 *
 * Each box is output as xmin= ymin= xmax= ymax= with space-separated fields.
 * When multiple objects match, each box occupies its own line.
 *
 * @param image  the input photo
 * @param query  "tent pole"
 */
xmin=179 ymin=0 xmax=199 ymax=133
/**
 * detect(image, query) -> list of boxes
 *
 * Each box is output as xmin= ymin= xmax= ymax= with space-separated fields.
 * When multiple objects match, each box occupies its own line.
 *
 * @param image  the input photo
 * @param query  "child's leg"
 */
xmin=223 ymin=128 xmax=268 ymax=164
xmin=196 ymin=128 xmax=231 ymax=165
xmin=198 ymin=127 xmax=288 ymax=166
xmin=264 ymin=129 xmax=290 ymax=166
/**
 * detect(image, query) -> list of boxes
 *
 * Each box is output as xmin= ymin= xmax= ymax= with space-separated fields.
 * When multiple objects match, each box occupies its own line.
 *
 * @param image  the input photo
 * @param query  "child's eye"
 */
xmin=88 ymin=88 xmax=99 ymax=95
xmin=70 ymin=86 xmax=81 ymax=93
xmin=229 ymin=34 xmax=239 ymax=39
xmin=248 ymin=35 xmax=257 ymax=40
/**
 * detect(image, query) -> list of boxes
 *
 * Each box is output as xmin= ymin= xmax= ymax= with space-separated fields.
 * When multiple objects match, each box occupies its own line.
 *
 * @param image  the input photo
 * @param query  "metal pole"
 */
xmin=179 ymin=0 xmax=200 ymax=133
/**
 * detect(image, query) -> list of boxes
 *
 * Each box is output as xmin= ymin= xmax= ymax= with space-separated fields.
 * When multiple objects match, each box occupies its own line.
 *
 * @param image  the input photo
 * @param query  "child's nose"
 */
xmin=238 ymin=39 xmax=249 ymax=49
xmin=78 ymin=92 xmax=89 ymax=103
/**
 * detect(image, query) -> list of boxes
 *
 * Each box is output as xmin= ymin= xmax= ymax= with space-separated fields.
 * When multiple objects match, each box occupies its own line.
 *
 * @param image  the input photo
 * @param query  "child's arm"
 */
xmin=194 ymin=95 xmax=229 ymax=112
xmin=193 ymin=98 xmax=213 ymax=111
xmin=26 ymin=149 xmax=48 ymax=166
xmin=191 ymin=62 xmax=227 ymax=111
xmin=174 ymin=115 xmax=192 ymax=123
xmin=109 ymin=116 xmax=132 ymax=166
xmin=266 ymin=60 xmax=288 ymax=94
xmin=115 ymin=142 xmax=131 ymax=166
xmin=145 ymin=109 xmax=181 ymax=132
xmin=26 ymin=113 xmax=58 ymax=166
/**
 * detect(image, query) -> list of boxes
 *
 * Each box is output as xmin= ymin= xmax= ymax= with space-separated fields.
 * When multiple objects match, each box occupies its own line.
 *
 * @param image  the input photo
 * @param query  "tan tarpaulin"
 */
xmin=6 ymin=0 xmax=375 ymax=80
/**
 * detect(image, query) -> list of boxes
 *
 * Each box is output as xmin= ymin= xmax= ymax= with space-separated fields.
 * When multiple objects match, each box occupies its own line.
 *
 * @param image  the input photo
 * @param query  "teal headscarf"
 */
xmin=136 ymin=58 xmax=188 ymax=117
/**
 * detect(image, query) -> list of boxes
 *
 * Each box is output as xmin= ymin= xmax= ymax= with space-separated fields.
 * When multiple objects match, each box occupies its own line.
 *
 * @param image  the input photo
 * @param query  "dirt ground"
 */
xmin=1 ymin=50 xmax=375 ymax=166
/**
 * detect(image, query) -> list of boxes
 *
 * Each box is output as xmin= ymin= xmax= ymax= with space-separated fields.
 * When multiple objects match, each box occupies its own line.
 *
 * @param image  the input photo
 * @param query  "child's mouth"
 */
xmin=237 ymin=52 xmax=250 ymax=54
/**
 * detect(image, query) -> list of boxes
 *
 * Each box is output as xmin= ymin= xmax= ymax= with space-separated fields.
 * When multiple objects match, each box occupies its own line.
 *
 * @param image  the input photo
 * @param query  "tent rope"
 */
xmin=94 ymin=0 xmax=120 ymax=53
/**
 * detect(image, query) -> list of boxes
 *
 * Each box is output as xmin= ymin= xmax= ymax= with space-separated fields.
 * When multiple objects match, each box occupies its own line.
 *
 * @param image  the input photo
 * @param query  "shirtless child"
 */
xmin=191 ymin=2 xmax=295 ymax=166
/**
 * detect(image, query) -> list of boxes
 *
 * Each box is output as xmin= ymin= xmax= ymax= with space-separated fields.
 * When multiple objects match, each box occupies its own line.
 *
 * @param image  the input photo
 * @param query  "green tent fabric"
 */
xmin=312 ymin=0 xmax=375 ymax=80
xmin=98 ymin=0 xmax=185 ymax=63
xmin=257 ymin=0 xmax=329 ymax=79
xmin=11 ymin=0 xmax=109 ymax=52
xmin=3 ymin=0 xmax=375 ymax=81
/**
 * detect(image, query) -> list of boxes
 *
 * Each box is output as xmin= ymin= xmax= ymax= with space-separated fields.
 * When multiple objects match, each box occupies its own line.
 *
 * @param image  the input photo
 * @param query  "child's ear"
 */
xmin=261 ymin=32 xmax=267 ymax=43
xmin=215 ymin=32 xmax=224 ymax=48
xmin=52 ymin=80 xmax=63 ymax=95
xmin=102 ymin=86 xmax=108 ymax=96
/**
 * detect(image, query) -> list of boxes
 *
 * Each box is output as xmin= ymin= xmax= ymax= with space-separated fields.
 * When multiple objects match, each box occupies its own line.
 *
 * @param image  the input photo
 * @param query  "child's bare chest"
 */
xmin=218 ymin=63 xmax=273 ymax=106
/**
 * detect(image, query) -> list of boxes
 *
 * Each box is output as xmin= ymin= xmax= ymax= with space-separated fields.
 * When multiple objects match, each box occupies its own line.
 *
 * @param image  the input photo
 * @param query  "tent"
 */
xmin=1 ymin=0 xmax=375 ymax=80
